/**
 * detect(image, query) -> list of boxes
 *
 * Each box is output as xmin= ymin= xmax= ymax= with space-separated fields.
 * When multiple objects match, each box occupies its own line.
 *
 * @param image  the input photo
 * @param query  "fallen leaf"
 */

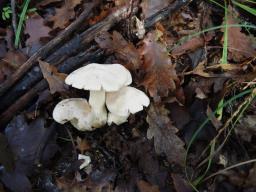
xmin=0 ymin=133 xmax=14 ymax=172
xmin=38 ymin=59 xmax=68 ymax=94
xmin=172 ymin=37 xmax=205 ymax=56
xmin=0 ymin=169 xmax=32 ymax=192
xmin=36 ymin=0 xmax=62 ymax=7
xmin=224 ymin=7 xmax=256 ymax=62
xmin=4 ymin=115 xmax=58 ymax=175
xmin=171 ymin=174 xmax=192 ymax=192
xmin=141 ymin=0 xmax=174 ymax=19
xmin=137 ymin=180 xmax=160 ymax=192
xmin=24 ymin=13 xmax=51 ymax=46
xmin=146 ymin=104 xmax=186 ymax=166
xmin=0 ymin=50 xmax=28 ymax=83
xmin=95 ymin=31 xmax=141 ymax=70
xmin=48 ymin=0 xmax=82 ymax=29
xmin=235 ymin=115 xmax=256 ymax=142
xmin=139 ymin=31 xmax=179 ymax=101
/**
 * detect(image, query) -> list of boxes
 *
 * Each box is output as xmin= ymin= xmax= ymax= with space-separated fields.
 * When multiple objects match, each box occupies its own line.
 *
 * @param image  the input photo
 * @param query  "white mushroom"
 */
xmin=106 ymin=86 xmax=150 ymax=125
xmin=52 ymin=98 xmax=95 ymax=131
xmin=78 ymin=154 xmax=91 ymax=170
xmin=65 ymin=63 xmax=132 ymax=128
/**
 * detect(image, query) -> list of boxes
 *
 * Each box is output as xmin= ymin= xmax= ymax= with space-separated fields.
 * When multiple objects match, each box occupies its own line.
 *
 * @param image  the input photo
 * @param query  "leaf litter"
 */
xmin=0 ymin=0 xmax=256 ymax=191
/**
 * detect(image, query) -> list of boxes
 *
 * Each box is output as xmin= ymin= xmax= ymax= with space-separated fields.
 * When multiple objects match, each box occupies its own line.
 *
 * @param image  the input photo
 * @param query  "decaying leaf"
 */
xmin=141 ymin=0 xmax=174 ymax=19
xmin=137 ymin=180 xmax=160 ymax=192
xmin=38 ymin=59 xmax=68 ymax=94
xmin=37 ymin=0 xmax=62 ymax=7
xmin=146 ymin=104 xmax=186 ymax=166
xmin=171 ymin=174 xmax=192 ymax=192
xmin=139 ymin=31 xmax=179 ymax=101
xmin=24 ymin=13 xmax=51 ymax=46
xmin=0 ymin=50 xmax=28 ymax=83
xmin=171 ymin=35 xmax=213 ymax=56
xmin=0 ymin=170 xmax=32 ymax=192
xmin=95 ymin=31 xmax=141 ymax=70
xmin=235 ymin=115 xmax=256 ymax=142
xmin=5 ymin=115 xmax=58 ymax=175
xmin=224 ymin=8 xmax=256 ymax=62
xmin=0 ymin=133 xmax=14 ymax=172
xmin=48 ymin=0 xmax=82 ymax=29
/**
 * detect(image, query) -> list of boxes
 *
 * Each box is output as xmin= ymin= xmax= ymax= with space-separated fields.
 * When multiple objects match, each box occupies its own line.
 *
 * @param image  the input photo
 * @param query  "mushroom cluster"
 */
xmin=53 ymin=63 xmax=150 ymax=131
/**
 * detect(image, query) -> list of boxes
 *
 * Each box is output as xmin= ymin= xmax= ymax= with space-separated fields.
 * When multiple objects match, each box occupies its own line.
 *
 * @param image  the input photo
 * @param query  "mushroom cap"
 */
xmin=65 ymin=63 xmax=132 ymax=91
xmin=106 ymin=86 xmax=150 ymax=117
xmin=107 ymin=112 xmax=129 ymax=125
xmin=52 ymin=98 xmax=95 ymax=131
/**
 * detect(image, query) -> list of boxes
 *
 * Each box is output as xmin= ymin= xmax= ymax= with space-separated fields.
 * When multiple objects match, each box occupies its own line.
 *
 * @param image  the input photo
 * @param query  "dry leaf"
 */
xmin=171 ymin=174 xmax=192 ymax=192
xmin=225 ymin=7 xmax=256 ymax=62
xmin=95 ymin=31 xmax=141 ymax=70
xmin=139 ymin=31 xmax=179 ymax=101
xmin=146 ymin=104 xmax=186 ymax=166
xmin=141 ymin=0 xmax=174 ymax=19
xmin=24 ymin=13 xmax=51 ymax=46
xmin=0 ymin=51 xmax=28 ymax=83
xmin=37 ymin=0 xmax=62 ymax=7
xmin=38 ymin=59 xmax=68 ymax=94
xmin=48 ymin=0 xmax=82 ymax=29
xmin=235 ymin=115 xmax=256 ymax=142
xmin=137 ymin=180 xmax=160 ymax=192
xmin=172 ymin=37 xmax=205 ymax=56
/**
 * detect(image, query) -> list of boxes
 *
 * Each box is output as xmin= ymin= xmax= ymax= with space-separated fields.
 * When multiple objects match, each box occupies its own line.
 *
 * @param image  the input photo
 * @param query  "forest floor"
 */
xmin=0 ymin=0 xmax=256 ymax=191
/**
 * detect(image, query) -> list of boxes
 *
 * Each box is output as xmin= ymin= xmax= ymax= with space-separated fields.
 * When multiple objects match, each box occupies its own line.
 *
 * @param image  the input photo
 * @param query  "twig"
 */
xmin=11 ymin=0 xmax=17 ymax=34
xmin=0 ymin=50 xmax=104 ymax=128
xmin=0 ymin=0 xmax=192 ymax=125
xmin=0 ymin=2 xmax=96 ymax=97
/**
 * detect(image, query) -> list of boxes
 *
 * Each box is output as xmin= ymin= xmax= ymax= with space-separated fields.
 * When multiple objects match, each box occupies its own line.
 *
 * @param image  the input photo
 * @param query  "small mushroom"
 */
xmin=106 ymin=86 xmax=150 ymax=125
xmin=52 ymin=98 xmax=95 ymax=131
xmin=65 ymin=63 xmax=132 ymax=127
xmin=78 ymin=154 xmax=91 ymax=170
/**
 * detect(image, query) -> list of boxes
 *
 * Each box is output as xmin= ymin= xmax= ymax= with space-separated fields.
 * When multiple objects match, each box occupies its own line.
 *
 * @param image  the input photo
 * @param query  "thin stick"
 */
xmin=11 ymin=0 xmax=17 ymax=34
xmin=0 ymin=2 xmax=96 ymax=97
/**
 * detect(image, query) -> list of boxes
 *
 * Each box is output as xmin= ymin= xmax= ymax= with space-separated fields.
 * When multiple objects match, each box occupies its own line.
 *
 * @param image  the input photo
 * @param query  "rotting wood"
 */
xmin=0 ymin=49 xmax=104 ymax=128
xmin=0 ymin=2 xmax=96 ymax=97
xmin=0 ymin=0 xmax=192 ymax=126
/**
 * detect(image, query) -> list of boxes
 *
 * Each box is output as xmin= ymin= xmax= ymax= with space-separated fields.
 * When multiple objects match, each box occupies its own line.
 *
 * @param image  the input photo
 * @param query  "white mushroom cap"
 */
xmin=52 ymin=98 xmax=95 ymax=131
xmin=106 ymin=86 xmax=150 ymax=125
xmin=107 ymin=112 xmax=129 ymax=125
xmin=78 ymin=154 xmax=91 ymax=170
xmin=65 ymin=63 xmax=132 ymax=91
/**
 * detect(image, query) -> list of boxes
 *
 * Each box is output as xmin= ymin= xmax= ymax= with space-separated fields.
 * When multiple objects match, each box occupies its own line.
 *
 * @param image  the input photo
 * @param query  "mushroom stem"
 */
xmin=89 ymin=90 xmax=107 ymax=127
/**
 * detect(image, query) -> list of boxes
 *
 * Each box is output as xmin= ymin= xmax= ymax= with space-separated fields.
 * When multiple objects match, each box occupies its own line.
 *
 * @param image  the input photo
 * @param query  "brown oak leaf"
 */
xmin=225 ymin=8 xmax=256 ymax=62
xmin=24 ymin=13 xmax=51 ymax=46
xmin=147 ymin=104 xmax=186 ymax=166
xmin=139 ymin=31 xmax=179 ymax=101
xmin=95 ymin=31 xmax=141 ymax=70
xmin=48 ymin=0 xmax=82 ymax=29
xmin=38 ymin=59 xmax=68 ymax=94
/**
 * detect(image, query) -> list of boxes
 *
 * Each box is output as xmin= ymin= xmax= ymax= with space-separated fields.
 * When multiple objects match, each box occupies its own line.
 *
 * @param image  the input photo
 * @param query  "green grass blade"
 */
xmin=221 ymin=2 xmax=228 ymax=64
xmin=15 ymin=0 xmax=31 ymax=48
xmin=233 ymin=0 xmax=256 ymax=16
xmin=185 ymin=88 xmax=254 ymax=189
